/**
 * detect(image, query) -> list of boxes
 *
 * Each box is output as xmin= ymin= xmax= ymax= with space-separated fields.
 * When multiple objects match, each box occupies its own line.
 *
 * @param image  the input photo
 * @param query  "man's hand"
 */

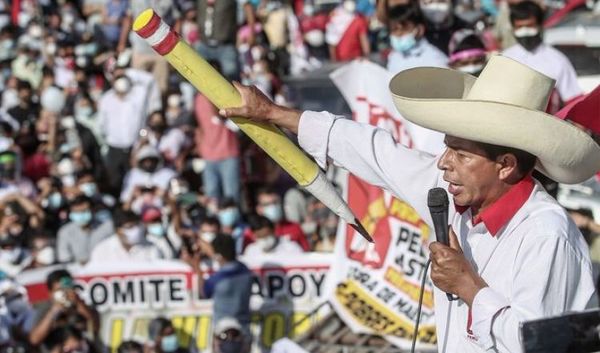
xmin=429 ymin=228 xmax=487 ymax=306
xmin=219 ymin=82 xmax=302 ymax=134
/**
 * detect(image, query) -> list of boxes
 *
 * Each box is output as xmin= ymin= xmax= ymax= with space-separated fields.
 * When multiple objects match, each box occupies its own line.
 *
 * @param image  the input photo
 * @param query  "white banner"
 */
xmin=326 ymin=60 xmax=443 ymax=350
xmin=17 ymin=253 xmax=332 ymax=352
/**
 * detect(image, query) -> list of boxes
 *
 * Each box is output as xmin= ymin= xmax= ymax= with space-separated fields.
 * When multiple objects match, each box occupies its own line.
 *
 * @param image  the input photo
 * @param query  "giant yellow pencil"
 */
xmin=133 ymin=9 xmax=372 ymax=242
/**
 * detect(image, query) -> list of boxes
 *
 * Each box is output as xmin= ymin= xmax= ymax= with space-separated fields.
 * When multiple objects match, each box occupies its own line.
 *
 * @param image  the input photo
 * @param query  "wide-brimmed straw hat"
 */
xmin=389 ymin=55 xmax=600 ymax=184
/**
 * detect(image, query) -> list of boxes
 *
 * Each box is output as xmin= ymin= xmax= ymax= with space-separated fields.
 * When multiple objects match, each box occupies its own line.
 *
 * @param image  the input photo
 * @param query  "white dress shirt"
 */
xmin=244 ymin=237 xmax=304 ymax=257
xmin=502 ymin=44 xmax=582 ymax=102
xmin=98 ymin=88 xmax=147 ymax=149
xmin=298 ymin=110 xmax=596 ymax=353
xmin=387 ymin=39 xmax=448 ymax=75
xmin=89 ymin=235 xmax=164 ymax=263
xmin=120 ymin=167 xmax=177 ymax=202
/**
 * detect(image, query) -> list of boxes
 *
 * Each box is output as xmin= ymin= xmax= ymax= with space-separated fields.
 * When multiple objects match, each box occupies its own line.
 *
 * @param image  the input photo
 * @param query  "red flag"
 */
xmin=11 ymin=0 xmax=20 ymax=25
xmin=556 ymin=85 xmax=600 ymax=136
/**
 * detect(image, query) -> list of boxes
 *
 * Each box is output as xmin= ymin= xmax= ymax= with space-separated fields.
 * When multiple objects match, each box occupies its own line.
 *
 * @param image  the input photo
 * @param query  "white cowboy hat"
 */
xmin=389 ymin=55 xmax=600 ymax=184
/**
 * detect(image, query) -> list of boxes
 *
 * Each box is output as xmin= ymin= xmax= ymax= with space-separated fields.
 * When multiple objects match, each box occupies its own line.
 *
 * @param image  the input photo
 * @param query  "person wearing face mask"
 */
xmin=254 ymin=187 xmax=309 ymax=251
xmin=24 ymin=232 xmax=56 ymax=269
xmin=244 ymin=215 xmax=303 ymax=256
xmin=325 ymin=0 xmax=370 ymax=62
xmin=386 ymin=4 xmax=448 ymax=74
xmin=120 ymin=145 xmax=176 ymax=205
xmin=447 ymin=29 xmax=489 ymax=77
xmin=217 ymin=198 xmax=249 ymax=254
xmin=141 ymin=206 xmax=178 ymax=259
xmin=200 ymin=235 xmax=252 ymax=337
xmin=502 ymin=1 xmax=582 ymax=109
xmin=89 ymin=209 xmax=164 ymax=263
xmin=0 ymin=279 xmax=35 ymax=349
xmin=419 ymin=0 xmax=468 ymax=54
xmin=0 ymin=236 xmax=30 ymax=277
xmin=146 ymin=317 xmax=187 ymax=353
xmin=212 ymin=318 xmax=251 ymax=353
xmin=56 ymin=195 xmax=114 ymax=264
xmin=98 ymin=74 xmax=148 ymax=196
xmin=30 ymin=270 xmax=100 ymax=347
xmin=135 ymin=111 xmax=187 ymax=167
xmin=6 ymin=79 xmax=39 ymax=126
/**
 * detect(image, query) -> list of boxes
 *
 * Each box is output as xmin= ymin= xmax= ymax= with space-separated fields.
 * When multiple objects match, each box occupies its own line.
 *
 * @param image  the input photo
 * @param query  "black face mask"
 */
xmin=217 ymin=341 xmax=244 ymax=353
xmin=516 ymin=35 xmax=542 ymax=52
xmin=149 ymin=124 xmax=167 ymax=134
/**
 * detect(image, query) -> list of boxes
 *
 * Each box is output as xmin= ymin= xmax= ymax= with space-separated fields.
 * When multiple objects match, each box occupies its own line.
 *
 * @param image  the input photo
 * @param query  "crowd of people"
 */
xmin=0 ymin=0 xmax=598 ymax=351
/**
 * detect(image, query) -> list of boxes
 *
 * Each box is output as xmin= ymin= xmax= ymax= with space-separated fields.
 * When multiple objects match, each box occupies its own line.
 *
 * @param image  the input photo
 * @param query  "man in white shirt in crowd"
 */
xmin=502 ymin=1 xmax=582 ymax=109
xmin=120 ymin=145 xmax=176 ymax=205
xmin=90 ymin=209 xmax=164 ymax=262
xmin=220 ymin=56 xmax=600 ymax=352
xmin=98 ymin=74 xmax=147 ymax=196
xmin=57 ymin=195 xmax=114 ymax=264
xmin=244 ymin=216 xmax=303 ymax=257
xmin=386 ymin=4 xmax=448 ymax=74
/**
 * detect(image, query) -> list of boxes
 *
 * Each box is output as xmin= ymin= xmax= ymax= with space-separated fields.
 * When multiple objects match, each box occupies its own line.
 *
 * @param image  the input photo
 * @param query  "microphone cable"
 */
xmin=410 ymin=259 xmax=432 ymax=353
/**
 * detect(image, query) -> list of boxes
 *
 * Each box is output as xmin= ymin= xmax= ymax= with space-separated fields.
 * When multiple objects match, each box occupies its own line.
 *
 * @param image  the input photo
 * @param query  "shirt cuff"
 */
xmin=298 ymin=110 xmax=340 ymax=169
xmin=471 ymin=287 xmax=511 ymax=350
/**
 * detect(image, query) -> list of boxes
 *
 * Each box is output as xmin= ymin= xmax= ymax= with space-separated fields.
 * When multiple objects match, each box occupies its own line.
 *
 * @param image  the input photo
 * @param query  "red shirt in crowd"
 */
xmin=194 ymin=94 xmax=240 ymax=161
xmin=335 ymin=15 xmax=368 ymax=62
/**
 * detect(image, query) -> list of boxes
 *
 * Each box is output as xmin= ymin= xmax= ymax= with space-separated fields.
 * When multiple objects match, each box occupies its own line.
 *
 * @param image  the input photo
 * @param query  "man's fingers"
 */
xmin=219 ymin=107 xmax=244 ymax=118
xmin=449 ymin=227 xmax=462 ymax=252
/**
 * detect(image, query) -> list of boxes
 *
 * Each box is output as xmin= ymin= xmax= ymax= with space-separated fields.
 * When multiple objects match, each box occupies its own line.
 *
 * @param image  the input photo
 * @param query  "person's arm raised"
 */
xmin=219 ymin=82 xmax=302 ymax=134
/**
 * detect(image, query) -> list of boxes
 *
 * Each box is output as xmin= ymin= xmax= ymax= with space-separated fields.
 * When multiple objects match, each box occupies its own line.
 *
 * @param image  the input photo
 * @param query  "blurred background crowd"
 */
xmin=0 ymin=0 xmax=599 ymax=351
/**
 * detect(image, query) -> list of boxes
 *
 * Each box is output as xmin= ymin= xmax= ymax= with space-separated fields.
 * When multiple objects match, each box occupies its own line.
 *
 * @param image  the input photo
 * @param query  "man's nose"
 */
xmin=437 ymin=149 xmax=451 ymax=171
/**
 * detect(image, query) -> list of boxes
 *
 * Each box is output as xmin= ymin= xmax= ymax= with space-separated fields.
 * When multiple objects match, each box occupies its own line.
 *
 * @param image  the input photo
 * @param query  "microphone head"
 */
xmin=427 ymin=187 xmax=449 ymax=210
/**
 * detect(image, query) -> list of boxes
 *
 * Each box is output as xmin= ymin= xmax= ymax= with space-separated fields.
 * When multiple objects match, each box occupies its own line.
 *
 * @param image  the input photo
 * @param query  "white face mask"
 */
xmin=167 ymin=94 xmax=181 ymax=108
xmin=513 ymin=26 xmax=539 ymax=38
xmin=258 ymin=235 xmax=277 ymax=251
xmin=35 ymin=246 xmax=56 ymax=265
xmin=114 ymin=77 xmax=131 ymax=94
xmin=122 ymin=225 xmax=144 ymax=245
xmin=201 ymin=231 xmax=217 ymax=243
xmin=420 ymin=2 xmax=451 ymax=23
xmin=343 ymin=0 xmax=356 ymax=13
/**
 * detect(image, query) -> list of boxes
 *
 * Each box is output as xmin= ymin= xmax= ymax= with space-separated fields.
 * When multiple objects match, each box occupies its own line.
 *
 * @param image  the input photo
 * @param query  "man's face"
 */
xmin=437 ymin=136 xmax=502 ymax=208
xmin=512 ymin=16 xmax=539 ymax=31
xmin=389 ymin=20 xmax=419 ymax=37
xmin=256 ymin=193 xmax=280 ymax=214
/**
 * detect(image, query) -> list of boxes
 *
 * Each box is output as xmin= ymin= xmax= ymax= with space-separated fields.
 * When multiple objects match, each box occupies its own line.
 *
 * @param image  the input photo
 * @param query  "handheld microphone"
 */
xmin=427 ymin=187 xmax=453 ymax=301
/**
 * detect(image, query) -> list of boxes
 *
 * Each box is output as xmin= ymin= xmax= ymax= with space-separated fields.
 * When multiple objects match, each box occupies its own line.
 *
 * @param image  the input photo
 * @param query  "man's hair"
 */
xmin=510 ymin=0 xmax=545 ymax=26
xmin=248 ymin=215 xmax=274 ymax=232
xmin=69 ymin=195 xmax=91 ymax=209
xmin=388 ymin=4 xmax=424 ymax=26
xmin=452 ymin=34 xmax=486 ymax=54
xmin=212 ymin=234 xmax=237 ymax=261
xmin=45 ymin=326 xmax=85 ymax=351
xmin=113 ymin=209 xmax=139 ymax=228
xmin=256 ymin=186 xmax=278 ymax=199
xmin=117 ymin=341 xmax=144 ymax=353
xmin=201 ymin=216 xmax=221 ymax=229
xmin=46 ymin=269 xmax=72 ymax=290
xmin=477 ymin=142 xmax=537 ymax=176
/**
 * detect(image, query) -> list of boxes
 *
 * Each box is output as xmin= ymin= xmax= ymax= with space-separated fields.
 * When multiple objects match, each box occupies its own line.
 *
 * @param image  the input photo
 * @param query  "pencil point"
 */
xmin=350 ymin=218 xmax=373 ymax=243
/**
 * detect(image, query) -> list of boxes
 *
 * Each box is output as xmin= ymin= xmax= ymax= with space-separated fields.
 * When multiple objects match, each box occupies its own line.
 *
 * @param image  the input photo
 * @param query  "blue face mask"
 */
xmin=79 ymin=182 xmax=97 ymax=197
xmin=262 ymin=203 xmax=283 ymax=223
xmin=161 ymin=334 xmax=178 ymax=352
xmin=147 ymin=223 xmax=165 ymax=237
xmin=48 ymin=192 xmax=63 ymax=209
xmin=69 ymin=210 xmax=92 ymax=226
xmin=390 ymin=32 xmax=417 ymax=53
xmin=218 ymin=208 xmax=240 ymax=227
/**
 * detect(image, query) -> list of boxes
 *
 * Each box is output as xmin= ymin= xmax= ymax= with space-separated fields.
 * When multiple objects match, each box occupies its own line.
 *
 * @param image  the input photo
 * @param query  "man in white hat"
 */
xmin=220 ymin=55 xmax=600 ymax=352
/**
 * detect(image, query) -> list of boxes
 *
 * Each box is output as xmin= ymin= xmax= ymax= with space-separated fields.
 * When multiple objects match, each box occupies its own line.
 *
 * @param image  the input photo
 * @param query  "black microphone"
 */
xmin=427 ymin=187 xmax=453 ymax=301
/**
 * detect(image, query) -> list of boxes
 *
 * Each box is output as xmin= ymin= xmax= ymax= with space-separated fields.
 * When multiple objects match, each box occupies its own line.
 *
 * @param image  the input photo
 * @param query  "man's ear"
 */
xmin=497 ymin=153 xmax=520 ymax=183
xmin=416 ymin=24 xmax=426 ymax=38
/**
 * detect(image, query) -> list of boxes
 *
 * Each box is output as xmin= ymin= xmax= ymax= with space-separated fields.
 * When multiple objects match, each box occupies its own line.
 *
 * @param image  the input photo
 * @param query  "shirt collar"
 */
xmin=454 ymin=175 xmax=535 ymax=236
